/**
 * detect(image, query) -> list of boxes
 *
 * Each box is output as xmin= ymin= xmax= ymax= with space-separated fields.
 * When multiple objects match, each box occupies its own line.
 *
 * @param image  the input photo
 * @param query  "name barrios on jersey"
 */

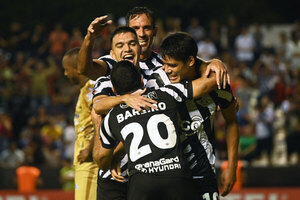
xmin=117 ymin=102 xmax=167 ymax=123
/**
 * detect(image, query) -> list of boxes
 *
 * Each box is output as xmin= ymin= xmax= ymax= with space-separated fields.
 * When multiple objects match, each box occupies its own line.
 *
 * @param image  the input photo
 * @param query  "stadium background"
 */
xmin=1 ymin=0 xmax=300 ymax=199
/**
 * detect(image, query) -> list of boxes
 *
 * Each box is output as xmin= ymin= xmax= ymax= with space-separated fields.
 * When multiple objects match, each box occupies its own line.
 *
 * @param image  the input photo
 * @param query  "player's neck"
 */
xmin=140 ymin=50 xmax=152 ymax=61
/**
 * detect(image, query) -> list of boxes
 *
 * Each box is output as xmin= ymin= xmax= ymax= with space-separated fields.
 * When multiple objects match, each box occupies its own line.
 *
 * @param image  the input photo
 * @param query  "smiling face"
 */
xmin=162 ymin=56 xmax=190 ymax=83
xmin=128 ymin=13 xmax=157 ymax=60
xmin=110 ymin=32 xmax=140 ymax=67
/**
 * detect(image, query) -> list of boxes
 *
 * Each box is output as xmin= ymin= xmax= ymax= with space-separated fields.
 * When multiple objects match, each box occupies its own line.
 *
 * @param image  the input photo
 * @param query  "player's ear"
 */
xmin=187 ymin=56 xmax=195 ymax=67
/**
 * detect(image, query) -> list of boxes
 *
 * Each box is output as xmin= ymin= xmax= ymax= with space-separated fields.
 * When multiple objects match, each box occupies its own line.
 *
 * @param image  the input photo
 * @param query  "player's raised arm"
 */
xmin=78 ymin=16 xmax=112 ymax=80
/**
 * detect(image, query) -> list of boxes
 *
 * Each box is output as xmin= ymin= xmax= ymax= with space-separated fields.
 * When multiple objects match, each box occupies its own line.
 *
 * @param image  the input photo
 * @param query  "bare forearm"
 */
xmin=192 ymin=75 xmax=217 ymax=98
xmin=93 ymin=95 xmax=127 ymax=115
xmin=226 ymin=122 xmax=239 ymax=170
xmin=92 ymin=109 xmax=102 ymax=166
xmin=78 ymin=34 xmax=94 ymax=75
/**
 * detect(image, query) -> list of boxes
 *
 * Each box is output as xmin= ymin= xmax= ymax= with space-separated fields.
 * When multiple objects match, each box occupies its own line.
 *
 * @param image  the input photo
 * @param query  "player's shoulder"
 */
xmin=98 ymin=54 xmax=116 ymax=70
xmin=139 ymin=51 xmax=163 ymax=70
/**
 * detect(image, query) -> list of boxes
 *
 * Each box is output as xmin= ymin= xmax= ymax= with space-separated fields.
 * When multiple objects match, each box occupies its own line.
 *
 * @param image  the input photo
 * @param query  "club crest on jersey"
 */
xmin=120 ymin=103 xmax=129 ymax=109
xmin=143 ymin=91 xmax=158 ymax=100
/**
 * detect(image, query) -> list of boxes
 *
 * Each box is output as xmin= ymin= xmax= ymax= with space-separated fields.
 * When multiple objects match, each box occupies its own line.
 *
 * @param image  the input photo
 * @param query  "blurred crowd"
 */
xmin=0 ymin=15 xmax=300 ymax=171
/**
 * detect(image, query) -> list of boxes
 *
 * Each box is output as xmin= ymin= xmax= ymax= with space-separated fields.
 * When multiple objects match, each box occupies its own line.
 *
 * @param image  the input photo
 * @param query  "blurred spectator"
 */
xmin=253 ymin=23 xmax=264 ymax=60
xmin=0 ymin=112 xmax=13 ymax=152
xmin=60 ymin=158 xmax=75 ymax=191
xmin=5 ymin=21 xmax=30 ymax=55
xmin=226 ymin=15 xmax=239 ymax=53
xmin=48 ymin=23 xmax=69 ymax=60
xmin=185 ymin=17 xmax=205 ymax=42
xmin=43 ymin=143 xmax=61 ymax=168
xmin=254 ymin=95 xmax=275 ymax=165
xmin=286 ymin=31 xmax=300 ymax=71
xmin=197 ymin=37 xmax=217 ymax=60
xmin=285 ymin=98 xmax=300 ymax=165
xmin=275 ymin=32 xmax=288 ymax=59
xmin=208 ymin=19 xmax=222 ymax=52
xmin=69 ymin=28 xmax=83 ymax=49
xmin=235 ymin=26 xmax=256 ymax=67
xmin=23 ymin=56 xmax=57 ymax=113
xmin=239 ymin=124 xmax=257 ymax=162
xmin=0 ymin=140 xmax=25 ymax=168
xmin=30 ymin=24 xmax=48 ymax=58
xmin=41 ymin=117 xmax=63 ymax=147
xmin=63 ymin=120 xmax=75 ymax=161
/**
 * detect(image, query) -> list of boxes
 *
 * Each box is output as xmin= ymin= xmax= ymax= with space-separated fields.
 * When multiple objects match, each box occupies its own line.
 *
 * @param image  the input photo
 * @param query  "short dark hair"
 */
xmin=126 ymin=7 xmax=155 ymax=28
xmin=111 ymin=60 xmax=142 ymax=95
xmin=63 ymin=47 xmax=80 ymax=68
xmin=159 ymin=32 xmax=198 ymax=63
xmin=110 ymin=26 xmax=137 ymax=44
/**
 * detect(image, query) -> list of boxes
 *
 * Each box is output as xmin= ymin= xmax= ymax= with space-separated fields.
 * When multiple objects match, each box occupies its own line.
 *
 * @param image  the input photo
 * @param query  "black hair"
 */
xmin=159 ymin=32 xmax=198 ymax=63
xmin=110 ymin=60 xmax=142 ymax=95
xmin=126 ymin=6 xmax=155 ymax=28
xmin=63 ymin=47 xmax=80 ymax=68
xmin=110 ymin=26 xmax=138 ymax=44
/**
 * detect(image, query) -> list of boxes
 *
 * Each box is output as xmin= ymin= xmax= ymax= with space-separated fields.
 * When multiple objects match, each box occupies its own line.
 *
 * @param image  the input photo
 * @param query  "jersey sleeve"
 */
xmin=99 ymin=111 xmax=117 ymax=149
xmin=92 ymin=76 xmax=114 ymax=99
xmin=158 ymin=81 xmax=193 ymax=102
xmin=211 ymin=85 xmax=234 ymax=109
xmin=98 ymin=55 xmax=116 ymax=76
xmin=144 ymin=67 xmax=171 ymax=89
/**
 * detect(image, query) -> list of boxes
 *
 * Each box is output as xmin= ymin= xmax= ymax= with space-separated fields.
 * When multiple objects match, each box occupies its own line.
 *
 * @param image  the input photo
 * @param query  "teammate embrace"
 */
xmin=64 ymin=6 xmax=239 ymax=200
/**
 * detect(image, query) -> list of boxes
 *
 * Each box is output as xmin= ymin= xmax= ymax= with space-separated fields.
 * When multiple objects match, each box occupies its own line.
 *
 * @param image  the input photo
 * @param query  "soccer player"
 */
xmin=62 ymin=48 xmax=98 ymax=200
xmin=159 ymin=32 xmax=239 ymax=198
xmin=98 ymin=60 xmax=220 ymax=200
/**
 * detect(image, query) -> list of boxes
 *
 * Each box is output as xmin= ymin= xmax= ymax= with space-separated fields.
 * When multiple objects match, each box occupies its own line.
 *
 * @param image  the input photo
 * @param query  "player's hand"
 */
xmin=205 ymin=59 xmax=230 ymax=89
xmin=220 ymin=167 xmax=236 ymax=196
xmin=77 ymin=149 xmax=90 ymax=163
xmin=87 ymin=15 xmax=112 ymax=40
xmin=123 ymin=88 xmax=157 ymax=112
xmin=110 ymin=158 xmax=125 ymax=183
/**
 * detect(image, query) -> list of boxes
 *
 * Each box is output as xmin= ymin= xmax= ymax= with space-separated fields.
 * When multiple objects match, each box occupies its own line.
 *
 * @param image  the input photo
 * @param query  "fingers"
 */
xmin=111 ymin=169 xmax=125 ymax=182
xmin=215 ymin=70 xmax=221 ymax=89
xmin=205 ymin=65 xmax=211 ymax=77
xmin=88 ymin=15 xmax=112 ymax=34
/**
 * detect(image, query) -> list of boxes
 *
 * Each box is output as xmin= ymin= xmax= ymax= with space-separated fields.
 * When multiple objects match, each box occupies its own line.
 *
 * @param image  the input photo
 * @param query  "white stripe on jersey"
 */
xmin=158 ymin=84 xmax=189 ymax=103
xmin=100 ymin=112 xmax=115 ymax=145
xmin=98 ymin=55 xmax=115 ymax=70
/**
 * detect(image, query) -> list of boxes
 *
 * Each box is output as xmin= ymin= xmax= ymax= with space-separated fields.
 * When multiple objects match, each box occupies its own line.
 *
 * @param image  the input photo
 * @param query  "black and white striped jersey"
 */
xmin=97 ymin=51 xmax=163 ymax=78
xmin=93 ymin=65 xmax=170 ymax=99
xmin=100 ymin=84 xmax=193 ymax=178
xmin=178 ymin=85 xmax=233 ymax=180
xmin=95 ymin=52 xmax=167 ymax=181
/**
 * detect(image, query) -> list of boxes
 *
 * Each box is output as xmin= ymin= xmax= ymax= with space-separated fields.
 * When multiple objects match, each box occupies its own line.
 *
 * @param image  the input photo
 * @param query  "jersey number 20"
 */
xmin=121 ymin=114 xmax=177 ymax=162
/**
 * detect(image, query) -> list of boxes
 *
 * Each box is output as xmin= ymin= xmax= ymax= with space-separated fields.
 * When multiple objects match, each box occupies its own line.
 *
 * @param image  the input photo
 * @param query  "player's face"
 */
xmin=128 ymin=13 xmax=157 ymax=57
xmin=110 ymin=32 xmax=140 ymax=67
xmin=162 ymin=56 xmax=190 ymax=83
xmin=62 ymin=56 xmax=80 ymax=84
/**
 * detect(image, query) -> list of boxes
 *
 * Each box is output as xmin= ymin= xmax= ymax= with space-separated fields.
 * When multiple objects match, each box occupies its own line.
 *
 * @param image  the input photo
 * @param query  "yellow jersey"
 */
xmin=73 ymin=80 xmax=98 ymax=170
